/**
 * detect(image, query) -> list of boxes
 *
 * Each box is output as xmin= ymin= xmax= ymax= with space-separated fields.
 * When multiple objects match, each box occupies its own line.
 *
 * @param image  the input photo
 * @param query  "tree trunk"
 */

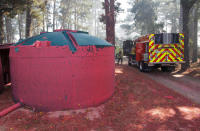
xmin=43 ymin=12 xmax=45 ymax=32
xmin=181 ymin=8 xmax=190 ymax=70
xmin=53 ymin=0 xmax=56 ymax=31
xmin=5 ymin=16 xmax=12 ymax=43
xmin=110 ymin=0 xmax=115 ymax=45
xmin=105 ymin=0 xmax=110 ymax=42
xmin=94 ymin=0 xmax=97 ymax=35
xmin=192 ymin=9 xmax=198 ymax=63
xmin=25 ymin=6 xmax=32 ymax=38
xmin=18 ymin=14 xmax=22 ymax=40
xmin=46 ymin=12 xmax=49 ymax=32
xmin=105 ymin=0 xmax=115 ymax=45
xmin=179 ymin=3 xmax=183 ymax=32
xmin=0 ymin=14 xmax=4 ymax=44
xmin=180 ymin=0 xmax=197 ymax=70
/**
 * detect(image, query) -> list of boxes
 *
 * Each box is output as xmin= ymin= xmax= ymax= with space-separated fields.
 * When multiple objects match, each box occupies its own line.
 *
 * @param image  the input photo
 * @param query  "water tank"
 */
xmin=10 ymin=30 xmax=115 ymax=111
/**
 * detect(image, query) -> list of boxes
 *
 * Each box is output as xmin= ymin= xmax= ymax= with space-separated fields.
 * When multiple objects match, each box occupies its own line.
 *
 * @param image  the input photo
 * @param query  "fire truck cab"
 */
xmin=123 ymin=33 xmax=184 ymax=72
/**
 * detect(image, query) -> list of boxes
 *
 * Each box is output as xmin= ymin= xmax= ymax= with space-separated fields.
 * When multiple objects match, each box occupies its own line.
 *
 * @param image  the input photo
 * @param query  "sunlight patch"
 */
xmin=145 ymin=107 xmax=175 ymax=120
xmin=115 ymin=68 xmax=123 ymax=74
xmin=177 ymin=106 xmax=200 ymax=120
xmin=85 ymin=105 xmax=104 ymax=121
xmin=172 ymin=74 xmax=184 ymax=78
xmin=194 ymin=74 xmax=200 ymax=77
xmin=47 ymin=109 xmax=86 ymax=118
xmin=46 ymin=105 xmax=105 ymax=121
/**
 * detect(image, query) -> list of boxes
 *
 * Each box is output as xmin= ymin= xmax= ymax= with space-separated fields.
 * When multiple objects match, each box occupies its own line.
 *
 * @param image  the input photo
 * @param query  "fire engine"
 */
xmin=123 ymin=33 xmax=184 ymax=72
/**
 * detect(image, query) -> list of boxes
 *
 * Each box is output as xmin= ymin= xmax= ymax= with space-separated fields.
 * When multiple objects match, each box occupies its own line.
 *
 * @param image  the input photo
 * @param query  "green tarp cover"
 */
xmin=71 ymin=32 xmax=112 ymax=46
xmin=14 ymin=31 xmax=112 ymax=52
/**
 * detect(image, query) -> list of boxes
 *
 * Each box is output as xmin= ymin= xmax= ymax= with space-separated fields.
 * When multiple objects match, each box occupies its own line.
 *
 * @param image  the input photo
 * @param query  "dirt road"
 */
xmin=122 ymin=57 xmax=200 ymax=105
xmin=139 ymin=68 xmax=200 ymax=105
xmin=0 ymin=65 xmax=200 ymax=130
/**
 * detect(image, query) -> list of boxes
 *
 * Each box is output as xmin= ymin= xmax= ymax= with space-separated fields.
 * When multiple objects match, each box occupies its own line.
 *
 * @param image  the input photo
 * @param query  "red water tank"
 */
xmin=10 ymin=30 xmax=115 ymax=111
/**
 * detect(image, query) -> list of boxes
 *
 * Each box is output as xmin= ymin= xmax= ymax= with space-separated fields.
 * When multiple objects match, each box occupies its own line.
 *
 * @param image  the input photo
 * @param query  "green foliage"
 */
xmin=59 ymin=0 xmax=92 ymax=30
xmin=157 ymin=0 xmax=179 ymax=33
xmin=31 ymin=0 xmax=46 ymax=21
xmin=0 ymin=0 xmax=27 ymax=17
xmin=130 ymin=0 xmax=162 ymax=35
xmin=121 ymin=0 xmax=163 ymax=35
xmin=99 ymin=0 xmax=122 ymax=24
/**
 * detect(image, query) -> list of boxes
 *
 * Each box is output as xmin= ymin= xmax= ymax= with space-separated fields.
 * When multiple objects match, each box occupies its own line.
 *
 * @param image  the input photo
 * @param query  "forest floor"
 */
xmin=144 ymin=61 xmax=200 ymax=105
xmin=0 ymin=64 xmax=200 ymax=131
xmin=175 ymin=60 xmax=200 ymax=79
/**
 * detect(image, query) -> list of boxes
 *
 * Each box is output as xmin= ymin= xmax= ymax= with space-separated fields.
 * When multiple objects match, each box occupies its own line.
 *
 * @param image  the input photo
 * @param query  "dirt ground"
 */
xmin=175 ymin=60 xmax=200 ymax=79
xmin=144 ymin=62 xmax=200 ymax=105
xmin=0 ymin=65 xmax=200 ymax=131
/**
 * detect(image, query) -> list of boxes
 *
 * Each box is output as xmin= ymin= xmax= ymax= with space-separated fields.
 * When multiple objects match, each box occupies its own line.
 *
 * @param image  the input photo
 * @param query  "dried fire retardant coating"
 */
xmin=10 ymin=30 xmax=115 ymax=111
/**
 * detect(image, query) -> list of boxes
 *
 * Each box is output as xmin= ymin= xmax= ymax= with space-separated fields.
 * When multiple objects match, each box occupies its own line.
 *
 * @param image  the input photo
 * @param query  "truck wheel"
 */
xmin=128 ymin=56 xmax=132 ymax=66
xmin=167 ymin=66 xmax=175 ymax=72
xmin=0 ymin=87 xmax=4 ymax=94
xmin=139 ymin=62 xmax=152 ymax=72
xmin=161 ymin=67 xmax=167 ymax=72
xmin=139 ymin=62 xmax=144 ymax=72
xmin=128 ymin=60 xmax=132 ymax=66
xmin=161 ymin=66 xmax=174 ymax=72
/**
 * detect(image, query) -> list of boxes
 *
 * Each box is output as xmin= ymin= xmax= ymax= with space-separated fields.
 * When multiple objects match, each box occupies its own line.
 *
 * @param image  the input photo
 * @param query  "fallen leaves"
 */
xmin=0 ymin=65 xmax=200 ymax=130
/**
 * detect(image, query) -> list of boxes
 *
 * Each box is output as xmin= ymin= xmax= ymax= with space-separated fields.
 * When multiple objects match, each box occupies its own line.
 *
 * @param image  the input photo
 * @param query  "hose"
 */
xmin=0 ymin=103 xmax=22 ymax=118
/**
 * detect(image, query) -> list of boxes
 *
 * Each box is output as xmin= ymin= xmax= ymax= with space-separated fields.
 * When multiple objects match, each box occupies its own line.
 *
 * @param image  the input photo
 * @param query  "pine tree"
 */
xmin=0 ymin=0 xmax=26 ymax=43
xmin=180 ymin=0 xmax=197 ymax=70
xmin=25 ymin=0 xmax=46 ymax=38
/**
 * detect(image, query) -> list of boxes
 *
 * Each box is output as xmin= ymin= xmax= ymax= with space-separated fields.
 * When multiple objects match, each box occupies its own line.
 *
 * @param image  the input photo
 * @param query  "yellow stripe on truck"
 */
xmin=151 ymin=49 xmax=164 ymax=62
xmin=156 ymin=51 xmax=166 ymax=62
xmin=149 ymin=34 xmax=155 ymax=61
xmin=149 ymin=33 xmax=184 ymax=63
xmin=171 ymin=44 xmax=182 ymax=56
xmin=179 ymin=33 xmax=184 ymax=50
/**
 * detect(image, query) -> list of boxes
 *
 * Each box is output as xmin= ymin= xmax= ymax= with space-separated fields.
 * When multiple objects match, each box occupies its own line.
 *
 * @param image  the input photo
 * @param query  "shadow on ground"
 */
xmin=0 ymin=65 xmax=200 ymax=131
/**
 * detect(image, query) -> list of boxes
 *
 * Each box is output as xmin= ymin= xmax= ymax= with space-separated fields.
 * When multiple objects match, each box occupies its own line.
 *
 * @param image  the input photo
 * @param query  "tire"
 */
xmin=128 ymin=56 xmax=132 ymax=66
xmin=167 ymin=66 xmax=175 ymax=72
xmin=161 ymin=66 xmax=175 ymax=72
xmin=139 ymin=61 xmax=152 ymax=72
xmin=161 ymin=67 xmax=167 ymax=72
xmin=0 ymin=87 xmax=4 ymax=94
xmin=128 ymin=59 xmax=132 ymax=66
xmin=139 ymin=61 xmax=144 ymax=72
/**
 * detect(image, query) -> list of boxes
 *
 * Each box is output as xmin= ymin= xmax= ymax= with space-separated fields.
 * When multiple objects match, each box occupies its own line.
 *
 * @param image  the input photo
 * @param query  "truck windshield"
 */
xmin=155 ymin=33 xmax=179 ymax=44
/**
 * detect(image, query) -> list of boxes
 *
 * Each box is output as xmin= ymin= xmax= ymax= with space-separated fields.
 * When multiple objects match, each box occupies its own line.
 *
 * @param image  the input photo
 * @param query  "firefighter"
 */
xmin=130 ymin=46 xmax=136 ymax=60
xmin=117 ymin=50 xmax=123 ymax=64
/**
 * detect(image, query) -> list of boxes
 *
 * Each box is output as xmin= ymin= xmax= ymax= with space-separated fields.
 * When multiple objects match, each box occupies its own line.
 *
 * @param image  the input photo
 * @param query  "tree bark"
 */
xmin=5 ymin=16 xmax=12 ymax=43
xmin=42 ymin=12 xmax=45 ymax=32
xmin=46 ymin=12 xmax=49 ymax=32
xmin=18 ymin=14 xmax=22 ymax=40
xmin=110 ymin=0 xmax=115 ymax=45
xmin=0 ymin=13 xmax=4 ymax=44
xmin=105 ymin=0 xmax=115 ymax=45
xmin=53 ymin=0 xmax=56 ymax=31
xmin=105 ymin=0 xmax=110 ymax=42
xmin=179 ymin=4 xmax=183 ymax=32
xmin=25 ymin=5 xmax=32 ymax=38
xmin=181 ymin=8 xmax=190 ymax=70
xmin=192 ymin=7 xmax=199 ymax=63
xmin=180 ymin=0 xmax=197 ymax=70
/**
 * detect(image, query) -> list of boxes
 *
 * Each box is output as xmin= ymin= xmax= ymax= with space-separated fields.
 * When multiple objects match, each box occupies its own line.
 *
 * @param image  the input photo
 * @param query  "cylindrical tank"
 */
xmin=10 ymin=30 xmax=115 ymax=111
